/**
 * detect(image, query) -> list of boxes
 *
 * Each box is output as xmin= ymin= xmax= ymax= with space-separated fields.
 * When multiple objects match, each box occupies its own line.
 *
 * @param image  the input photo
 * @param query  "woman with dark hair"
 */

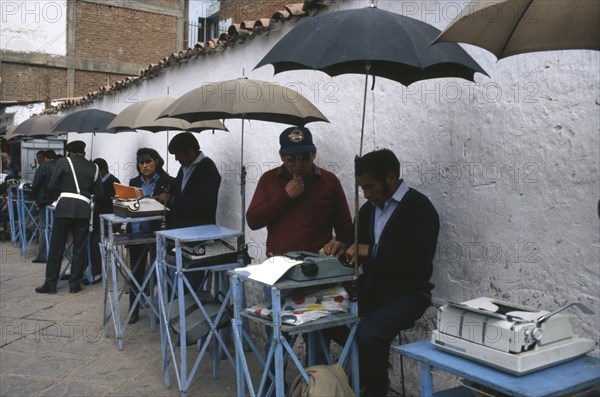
xmin=127 ymin=148 xmax=175 ymax=324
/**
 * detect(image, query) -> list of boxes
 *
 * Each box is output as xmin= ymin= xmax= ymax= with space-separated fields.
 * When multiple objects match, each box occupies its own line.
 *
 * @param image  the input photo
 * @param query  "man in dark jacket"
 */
xmin=35 ymin=141 xmax=103 ymax=294
xmin=31 ymin=150 xmax=59 ymax=263
xmin=159 ymin=132 xmax=221 ymax=228
xmin=343 ymin=149 xmax=439 ymax=397
xmin=84 ymin=158 xmax=120 ymax=285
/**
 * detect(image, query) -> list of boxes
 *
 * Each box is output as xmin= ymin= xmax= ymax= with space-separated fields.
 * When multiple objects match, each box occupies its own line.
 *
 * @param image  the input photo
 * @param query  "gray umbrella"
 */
xmin=12 ymin=115 xmax=62 ymax=140
xmin=160 ymin=77 xmax=329 ymax=233
xmin=434 ymin=0 xmax=600 ymax=60
xmin=107 ymin=97 xmax=228 ymax=133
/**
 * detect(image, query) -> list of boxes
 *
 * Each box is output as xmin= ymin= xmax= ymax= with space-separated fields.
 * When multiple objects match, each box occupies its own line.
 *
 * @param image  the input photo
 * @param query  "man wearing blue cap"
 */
xmin=247 ymin=126 xmax=353 ymax=375
xmin=35 ymin=140 xmax=103 ymax=294
xmin=247 ymin=126 xmax=352 ymax=256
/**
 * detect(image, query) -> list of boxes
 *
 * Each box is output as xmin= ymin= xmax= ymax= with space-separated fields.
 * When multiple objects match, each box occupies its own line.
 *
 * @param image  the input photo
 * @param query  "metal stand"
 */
xmin=231 ymin=274 xmax=361 ymax=397
xmin=100 ymin=213 xmax=163 ymax=350
xmin=155 ymin=225 xmax=245 ymax=396
xmin=7 ymin=183 xmax=20 ymax=245
xmin=16 ymin=185 xmax=38 ymax=257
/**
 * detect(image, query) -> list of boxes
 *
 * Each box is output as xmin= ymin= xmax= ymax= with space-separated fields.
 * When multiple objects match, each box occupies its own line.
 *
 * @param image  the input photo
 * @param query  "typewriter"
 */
xmin=431 ymin=297 xmax=596 ymax=375
xmin=282 ymin=251 xmax=354 ymax=281
xmin=167 ymin=238 xmax=240 ymax=269
xmin=112 ymin=183 xmax=167 ymax=218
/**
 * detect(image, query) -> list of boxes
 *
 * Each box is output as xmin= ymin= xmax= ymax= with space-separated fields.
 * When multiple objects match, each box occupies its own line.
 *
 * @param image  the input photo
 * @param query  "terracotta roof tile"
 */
xmin=240 ymin=20 xmax=256 ymax=30
xmin=272 ymin=9 xmax=290 ymax=20
xmin=285 ymin=4 xmax=305 ymax=16
xmin=42 ymin=2 xmax=308 ymax=114
xmin=255 ymin=18 xmax=271 ymax=30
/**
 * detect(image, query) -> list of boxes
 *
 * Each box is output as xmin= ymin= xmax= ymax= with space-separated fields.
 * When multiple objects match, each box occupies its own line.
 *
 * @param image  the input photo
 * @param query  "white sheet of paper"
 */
xmin=234 ymin=256 xmax=302 ymax=285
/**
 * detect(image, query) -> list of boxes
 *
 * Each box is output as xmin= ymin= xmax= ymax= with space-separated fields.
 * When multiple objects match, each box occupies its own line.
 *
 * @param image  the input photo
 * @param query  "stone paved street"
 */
xmin=0 ymin=240 xmax=266 ymax=397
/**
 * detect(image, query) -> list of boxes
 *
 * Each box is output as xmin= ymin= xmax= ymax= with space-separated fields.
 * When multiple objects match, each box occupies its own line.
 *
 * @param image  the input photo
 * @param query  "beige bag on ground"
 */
xmin=289 ymin=364 xmax=356 ymax=397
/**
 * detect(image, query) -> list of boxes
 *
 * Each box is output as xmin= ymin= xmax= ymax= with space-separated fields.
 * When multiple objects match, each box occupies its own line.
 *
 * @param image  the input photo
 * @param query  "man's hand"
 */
xmin=285 ymin=174 xmax=304 ymax=199
xmin=345 ymin=243 xmax=369 ymax=265
xmin=322 ymin=240 xmax=347 ymax=258
xmin=156 ymin=193 xmax=170 ymax=204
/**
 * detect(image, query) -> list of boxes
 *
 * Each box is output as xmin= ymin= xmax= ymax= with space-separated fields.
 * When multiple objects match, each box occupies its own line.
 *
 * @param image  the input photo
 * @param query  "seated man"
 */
xmin=326 ymin=149 xmax=439 ymax=397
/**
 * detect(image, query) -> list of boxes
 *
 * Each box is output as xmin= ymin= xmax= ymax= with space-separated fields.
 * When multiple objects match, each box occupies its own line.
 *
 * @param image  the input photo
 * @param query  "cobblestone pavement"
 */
xmin=0 ymin=240 xmax=269 ymax=397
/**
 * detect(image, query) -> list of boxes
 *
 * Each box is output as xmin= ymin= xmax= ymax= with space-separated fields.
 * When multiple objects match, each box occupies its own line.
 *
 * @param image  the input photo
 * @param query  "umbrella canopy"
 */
xmin=255 ymin=4 xmax=487 ymax=274
xmin=255 ymin=5 xmax=487 ymax=85
xmin=161 ymin=77 xmax=329 ymax=233
xmin=12 ymin=115 xmax=62 ymax=139
xmin=51 ymin=109 xmax=117 ymax=134
xmin=107 ymin=97 xmax=228 ymax=133
xmin=160 ymin=78 xmax=329 ymax=126
xmin=434 ymin=0 xmax=600 ymax=60
xmin=255 ymin=5 xmax=486 ymax=154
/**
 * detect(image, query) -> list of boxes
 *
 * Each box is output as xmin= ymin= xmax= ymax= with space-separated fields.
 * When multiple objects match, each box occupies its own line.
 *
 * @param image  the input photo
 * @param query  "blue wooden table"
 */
xmin=155 ymin=225 xmax=245 ymax=396
xmin=394 ymin=340 xmax=600 ymax=397
xmin=100 ymin=213 xmax=163 ymax=350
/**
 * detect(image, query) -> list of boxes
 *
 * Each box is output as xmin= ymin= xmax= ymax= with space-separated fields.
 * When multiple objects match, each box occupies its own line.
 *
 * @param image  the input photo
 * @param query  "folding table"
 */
xmin=155 ymin=225 xmax=245 ymax=396
xmin=6 ymin=182 xmax=20 ymax=245
xmin=231 ymin=273 xmax=361 ymax=397
xmin=395 ymin=340 xmax=600 ymax=396
xmin=16 ymin=184 xmax=38 ymax=257
xmin=100 ymin=213 xmax=163 ymax=350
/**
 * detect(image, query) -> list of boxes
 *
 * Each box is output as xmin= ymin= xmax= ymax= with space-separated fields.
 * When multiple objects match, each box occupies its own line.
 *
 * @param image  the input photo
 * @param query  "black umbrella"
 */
xmin=255 ymin=4 xmax=487 ymax=278
xmin=51 ymin=108 xmax=116 ymax=133
xmin=51 ymin=109 xmax=117 ymax=157
xmin=256 ymin=4 xmax=487 ymax=154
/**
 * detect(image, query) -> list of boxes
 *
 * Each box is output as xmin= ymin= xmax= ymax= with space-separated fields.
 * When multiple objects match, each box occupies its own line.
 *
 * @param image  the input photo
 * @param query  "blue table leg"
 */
xmin=419 ymin=362 xmax=433 ymax=397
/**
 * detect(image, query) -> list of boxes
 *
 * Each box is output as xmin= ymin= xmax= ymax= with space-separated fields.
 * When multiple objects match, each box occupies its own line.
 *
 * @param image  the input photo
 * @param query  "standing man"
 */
xmin=247 ymin=126 xmax=353 ymax=371
xmin=159 ymin=132 xmax=221 ymax=228
xmin=35 ymin=141 xmax=103 ymax=294
xmin=247 ymin=126 xmax=352 ymax=256
xmin=31 ymin=150 xmax=59 ymax=263
xmin=84 ymin=158 xmax=120 ymax=285
xmin=329 ymin=149 xmax=439 ymax=397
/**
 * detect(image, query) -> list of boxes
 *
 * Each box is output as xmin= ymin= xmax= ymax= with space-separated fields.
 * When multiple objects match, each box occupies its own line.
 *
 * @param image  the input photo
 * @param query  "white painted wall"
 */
xmin=57 ymin=0 xmax=599 ymax=390
xmin=0 ymin=1 xmax=67 ymax=54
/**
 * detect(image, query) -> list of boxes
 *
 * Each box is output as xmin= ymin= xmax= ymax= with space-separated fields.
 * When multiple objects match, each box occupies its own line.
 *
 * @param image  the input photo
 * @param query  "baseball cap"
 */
xmin=279 ymin=126 xmax=316 ymax=155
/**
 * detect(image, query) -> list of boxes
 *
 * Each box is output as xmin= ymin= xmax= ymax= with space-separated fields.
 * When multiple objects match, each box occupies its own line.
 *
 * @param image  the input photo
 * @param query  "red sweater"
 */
xmin=247 ymin=165 xmax=352 ymax=256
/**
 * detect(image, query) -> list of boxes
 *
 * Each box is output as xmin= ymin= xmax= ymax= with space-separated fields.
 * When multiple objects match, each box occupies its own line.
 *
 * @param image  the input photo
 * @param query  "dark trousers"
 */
xmin=357 ymin=293 xmax=430 ymax=397
xmin=45 ymin=217 xmax=89 ymax=288
xmin=34 ymin=205 xmax=48 ymax=261
xmin=88 ymin=225 xmax=102 ymax=277
xmin=128 ymin=244 xmax=154 ymax=314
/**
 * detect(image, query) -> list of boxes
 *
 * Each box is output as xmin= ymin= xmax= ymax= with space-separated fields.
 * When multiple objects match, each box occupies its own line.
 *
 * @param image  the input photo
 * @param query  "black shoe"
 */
xmin=32 ymin=258 xmax=46 ymax=264
xmin=35 ymin=284 xmax=57 ymax=294
xmin=69 ymin=285 xmax=82 ymax=294
xmin=82 ymin=275 xmax=102 ymax=286
xmin=61 ymin=274 xmax=71 ymax=281
xmin=128 ymin=311 xmax=140 ymax=324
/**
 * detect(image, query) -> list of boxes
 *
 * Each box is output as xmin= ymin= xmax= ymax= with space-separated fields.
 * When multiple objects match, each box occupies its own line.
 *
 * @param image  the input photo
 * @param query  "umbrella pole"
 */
xmin=354 ymin=65 xmax=370 ymax=277
xmin=166 ymin=130 xmax=170 ymax=173
xmin=359 ymin=64 xmax=371 ymax=157
xmin=240 ymin=117 xmax=246 ymax=234
xmin=90 ymin=133 xmax=94 ymax=160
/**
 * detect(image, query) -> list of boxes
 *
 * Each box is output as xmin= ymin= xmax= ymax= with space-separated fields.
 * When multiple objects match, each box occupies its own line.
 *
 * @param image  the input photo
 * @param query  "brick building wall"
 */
xmin=74 ymin=70 xmax=133 ymax=97
xmin=1 ymin=0 xmax=182 ymax=104
xmin=220 ymin=0 xmax=290 ymax=22
xmin=75 ymin=2 xmax=177 ymax=65
xmin=1 ymin=63 xmax=67 ymax=102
